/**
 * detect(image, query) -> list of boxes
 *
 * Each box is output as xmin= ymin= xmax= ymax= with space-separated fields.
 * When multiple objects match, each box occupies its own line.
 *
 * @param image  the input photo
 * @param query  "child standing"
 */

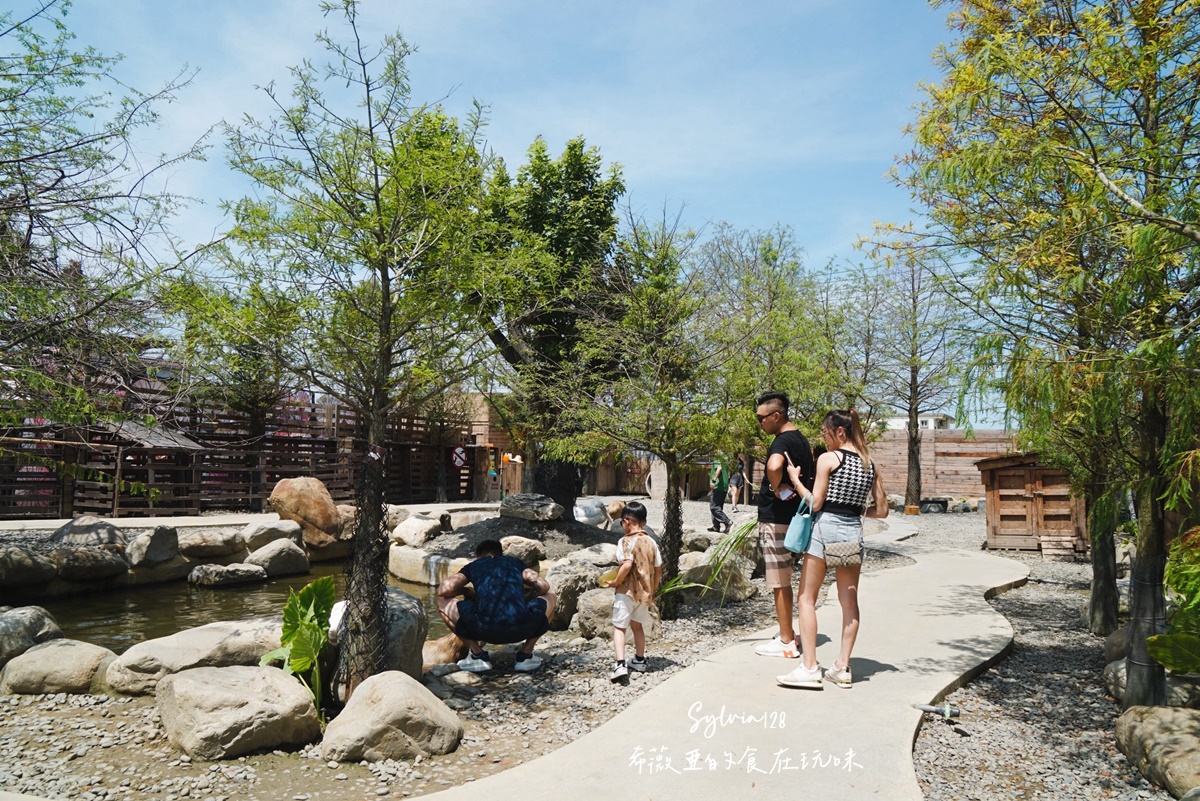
xmin=601 ymin=501 xmax=662 ymax=682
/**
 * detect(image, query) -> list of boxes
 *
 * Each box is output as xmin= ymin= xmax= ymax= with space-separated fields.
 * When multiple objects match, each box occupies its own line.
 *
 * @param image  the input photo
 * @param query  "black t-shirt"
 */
xmin=757 ymin=429 xmax=814 ymax=524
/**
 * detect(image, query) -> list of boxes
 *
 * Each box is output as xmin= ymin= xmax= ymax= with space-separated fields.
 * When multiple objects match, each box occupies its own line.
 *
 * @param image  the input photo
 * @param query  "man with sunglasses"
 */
xmin=752 ymin=392 xmax=814 ymax=659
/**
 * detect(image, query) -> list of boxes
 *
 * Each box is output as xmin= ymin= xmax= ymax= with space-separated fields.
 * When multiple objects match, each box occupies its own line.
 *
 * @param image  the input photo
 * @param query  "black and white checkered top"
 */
xmin=823 ymin=449 xmax=875 ymax=517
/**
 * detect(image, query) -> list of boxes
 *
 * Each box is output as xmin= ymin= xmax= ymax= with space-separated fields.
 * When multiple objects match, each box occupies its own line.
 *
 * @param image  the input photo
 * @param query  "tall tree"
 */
xmin=221 ymin=0 xmax=484 ymax=698
xmin=905 ymin=0 xmax=1200 ymax=705
xmin=475 ymin=136 xmax=624 ymax=516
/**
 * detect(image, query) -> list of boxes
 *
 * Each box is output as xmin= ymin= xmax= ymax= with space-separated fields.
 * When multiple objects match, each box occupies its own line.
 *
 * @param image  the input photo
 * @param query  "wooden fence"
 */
xmin=870 ymin=429 xmax=1013 ymax=499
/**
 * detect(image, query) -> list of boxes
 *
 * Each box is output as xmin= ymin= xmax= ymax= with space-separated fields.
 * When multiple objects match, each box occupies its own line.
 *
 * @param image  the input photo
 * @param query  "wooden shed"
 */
xmin=975 ymin=453 xmax=1088 ymax=560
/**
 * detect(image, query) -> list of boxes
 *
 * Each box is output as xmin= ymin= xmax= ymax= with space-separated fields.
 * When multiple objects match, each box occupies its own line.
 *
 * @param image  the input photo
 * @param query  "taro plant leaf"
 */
xmin=296 ymin=575 xmax=336 ymax=633
xmin=288 ymin=619 xmax=323 ymax=675
xmin=1146 ymin=633 xmax=1200 ymax=675
xmin=260 ymin=644 xmax=295 ymax=675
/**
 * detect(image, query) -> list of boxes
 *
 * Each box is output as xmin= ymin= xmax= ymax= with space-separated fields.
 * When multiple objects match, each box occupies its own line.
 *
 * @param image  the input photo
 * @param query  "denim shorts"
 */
xmin=806 ymin=510 xmax=864 ymax=561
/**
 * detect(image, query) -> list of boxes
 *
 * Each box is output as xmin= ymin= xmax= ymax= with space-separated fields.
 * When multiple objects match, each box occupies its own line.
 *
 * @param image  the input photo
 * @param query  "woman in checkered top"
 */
xmin=776 ymin=408 xmax=888 ymax=690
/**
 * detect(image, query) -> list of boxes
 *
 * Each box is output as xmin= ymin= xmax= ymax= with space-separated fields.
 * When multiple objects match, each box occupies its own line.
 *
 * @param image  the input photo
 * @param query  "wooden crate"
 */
xmin=976 ymin=453 xmax=1088 ymax=558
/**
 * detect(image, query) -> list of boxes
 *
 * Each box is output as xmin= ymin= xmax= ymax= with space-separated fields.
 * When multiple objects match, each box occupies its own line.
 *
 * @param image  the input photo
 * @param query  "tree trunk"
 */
xmin=1086 ymin=484 xmax=1120 ymax=637
xmin=905 ymin=415 xmax=922 ymax=508
xmin=336 ymin=410 xmax=389 ymax=703
xmin=534 ymin=458 xmax=579 ymax=522
xmin=659 ymin=459 xmax=684 ymax=620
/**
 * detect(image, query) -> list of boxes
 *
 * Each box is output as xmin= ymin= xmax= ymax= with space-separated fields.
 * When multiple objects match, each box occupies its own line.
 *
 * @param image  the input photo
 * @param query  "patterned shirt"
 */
xmin=823 ymin=450 xmax=876 ymax=516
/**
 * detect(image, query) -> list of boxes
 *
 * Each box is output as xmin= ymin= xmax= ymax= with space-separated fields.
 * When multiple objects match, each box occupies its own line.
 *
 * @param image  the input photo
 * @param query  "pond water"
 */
xmin=39 ymin=564 xmax=449 ymax=654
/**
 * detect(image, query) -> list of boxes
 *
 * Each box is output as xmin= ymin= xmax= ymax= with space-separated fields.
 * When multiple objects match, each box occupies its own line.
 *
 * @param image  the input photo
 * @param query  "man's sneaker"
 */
xmin=609 ymin=661 xmax=629 ymax=682
xmin=514 ymin=651 xmax=543 ymax=672
xmin=824 ymin=661 xmax=852 ymax=688
xmin=628 ymin=655 xmax=648 ymax=673
xmin=777 ymin=662 xmax=824 ymax=689
xmin=457 ymin=651 xmax=492 ymax=673
xmin=754 ymin=634 xmax=800 ymax=658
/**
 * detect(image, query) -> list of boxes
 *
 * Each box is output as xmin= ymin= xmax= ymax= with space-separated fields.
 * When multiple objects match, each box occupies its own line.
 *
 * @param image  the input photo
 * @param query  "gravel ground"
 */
xmin=0 ymin=501 xmax=1168 ymax=800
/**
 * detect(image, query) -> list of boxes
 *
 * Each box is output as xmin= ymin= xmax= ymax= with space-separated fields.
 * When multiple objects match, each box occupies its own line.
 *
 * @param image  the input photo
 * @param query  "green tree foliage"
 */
xmin=476 ymin=136 xmax=624 ymax=515
xmin=0 ymin=1 xmax=200 ymax=439
xmin=222 ymin=0 xmax=484 ymax=696
xmin=905 ymin=0 xmax=1200 ymax=705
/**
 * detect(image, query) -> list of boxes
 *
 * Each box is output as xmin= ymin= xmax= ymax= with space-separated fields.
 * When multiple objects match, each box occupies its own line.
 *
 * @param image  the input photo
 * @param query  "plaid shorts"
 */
xmin=758 ymin=521 xmax=794 ymax=589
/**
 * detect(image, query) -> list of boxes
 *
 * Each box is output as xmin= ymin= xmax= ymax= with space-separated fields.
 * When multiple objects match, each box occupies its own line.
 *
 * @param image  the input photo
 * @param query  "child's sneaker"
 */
xmin=824 ymin=661 xmax=852 ymax=688
xmin=776 ymin=662 xmax=824 ymax=689
xmin=754 ymin=634 xmax=800 ymax=658
xmin=457 ymin=650 xmax=492 ymax=673
xmin=609 ymin=661 xmax=629 ymax=682
xmin=628 ymin=655 xmax=648 ymax=673
xmin=514 ymin=651 xmax=542 ymax=672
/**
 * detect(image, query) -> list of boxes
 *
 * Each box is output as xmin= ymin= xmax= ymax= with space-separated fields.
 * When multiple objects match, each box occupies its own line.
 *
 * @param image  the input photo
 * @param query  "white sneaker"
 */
xmin=609 ymin=662 xmax=629 ymax=682
xmin=457 ymin=651 xmax=492 ymax=673
xmin=824 ymin=661 xmax=852 ymax=688
xmin=514 ymin=652 xmax=542 ymax=672
xmin=754 ymin=634 xmax=800 ymax=658
xmin=777 ymin=662 xmax=824 ymax=689
xmin=628 ymin=655 xmax=648 ymax=673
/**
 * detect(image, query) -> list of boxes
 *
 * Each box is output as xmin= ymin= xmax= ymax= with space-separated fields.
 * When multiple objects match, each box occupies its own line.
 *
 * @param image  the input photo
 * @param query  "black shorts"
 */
xmin=729 ymin=475 xmax=745 ymax=488
xmin=455 ymin=598 xmax=549 ymax=644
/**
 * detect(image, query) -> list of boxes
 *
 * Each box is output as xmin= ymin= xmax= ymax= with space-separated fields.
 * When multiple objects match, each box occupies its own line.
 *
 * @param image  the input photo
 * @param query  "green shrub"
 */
xmin=1147 ymin=527 xmax=1200 ymax=674
xmin=261 ymin=575 xmax=337 ymax=718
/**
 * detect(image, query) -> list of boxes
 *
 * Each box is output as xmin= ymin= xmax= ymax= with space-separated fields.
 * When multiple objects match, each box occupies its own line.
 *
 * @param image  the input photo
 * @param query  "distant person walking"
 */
xmin=729 ymin=456 xmax=747 ymax=512
xmin=752 ymin=392 xmax=815 ymax=659
xmin=708 ymin=457 xmax=732 ymax=533
xmin=777 ymin=408 xmax=887 ymax=690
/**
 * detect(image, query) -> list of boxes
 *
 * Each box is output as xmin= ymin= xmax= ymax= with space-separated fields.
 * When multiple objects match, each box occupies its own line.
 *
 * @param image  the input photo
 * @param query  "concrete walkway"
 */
xmin=425 ymin=517 xmax=1029 ymax=801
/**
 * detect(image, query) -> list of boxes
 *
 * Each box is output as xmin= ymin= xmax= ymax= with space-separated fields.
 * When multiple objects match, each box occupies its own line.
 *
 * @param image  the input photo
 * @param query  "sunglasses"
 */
xmin=756 ymin=411 xmax=779 ymax=422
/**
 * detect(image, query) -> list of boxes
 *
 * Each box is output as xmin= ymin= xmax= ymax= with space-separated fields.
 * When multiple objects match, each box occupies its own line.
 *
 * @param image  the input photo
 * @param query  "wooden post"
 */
xmin=113 ymin=446 xmax=123 ymax=517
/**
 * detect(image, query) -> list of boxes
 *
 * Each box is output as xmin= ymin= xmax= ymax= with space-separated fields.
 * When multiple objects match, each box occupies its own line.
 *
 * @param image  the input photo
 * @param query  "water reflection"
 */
xmin=42 ymin=563 xmax=448 ymax=654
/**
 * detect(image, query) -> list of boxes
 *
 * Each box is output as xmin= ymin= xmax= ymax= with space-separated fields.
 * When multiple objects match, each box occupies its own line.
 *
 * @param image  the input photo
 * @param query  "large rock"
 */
xmin=683 ymin=527 xmax=721 ymax=553
xmin=573 ymin=497 xmax=609 ymax=527
xmin=448 ymin=510 xmax=494 ymax=529
xmin=269 ymin=477 xmax=343 ymax=548
xmin=0 ymin=546 xmax=57 ymax=587
xmin=0 ymin=639 xmax=115 ymax=694
xmin=105 ymin=616 xmax=282 ymax=695
xmin=1105 ymin=625 xmax=1130 ymax=664
xmin=241 ymin=519 xmax=304 ymax=552
xmin=382 ymin=588 xmax=428 ymax=681
xmin=126 ymin=525 xmax=180 ymax=567
xmin=546 ymin=561 xmax=606 ymax=630
xmin=392 ymin=515 xmax=444 ymax=548
xmin=1104 ymin=659 xmax=1200 ymax=708
xmin=385 ymin=505 xmax=411 ymax=533
xmin=336 ymin=504 xmax=357 ymax=538
xmin=678 ymin=549 xmax=757 ymax=602
xmin=500 ymin=493 xmax=564 ymax=522
xmin=576 ymin=587 xmax=662 ymax=640
xmin=564 ymin=543 xmax=618 ymax=568
xmin=157 ymin=666 xmax=320 ymax=760
xmin=50 ymin=516 xmax=127 ymax=548
xmin=188 ymin=563 xmax=269 ymax=587
xmin=0 ymin=606 xmax=63 ymax=668
xmin=321 ymin=671 xmax=462 ymax=762
xmin=246 ymin=539 xmax=310 ymax=577
xmin=177 ymin=527 xmax=246 ymax=559
xmin=1116 ymin=705 xmax=1200 ymax=799
xmin=501 ymin=536 xmax=545 ymax=570
xmin=52 ymin=546 xmax=129 ymax=581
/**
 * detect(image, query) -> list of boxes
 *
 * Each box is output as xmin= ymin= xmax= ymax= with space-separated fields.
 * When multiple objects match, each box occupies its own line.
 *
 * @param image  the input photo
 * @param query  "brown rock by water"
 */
xmin=269 ymin=477 xmax=343 ymax=548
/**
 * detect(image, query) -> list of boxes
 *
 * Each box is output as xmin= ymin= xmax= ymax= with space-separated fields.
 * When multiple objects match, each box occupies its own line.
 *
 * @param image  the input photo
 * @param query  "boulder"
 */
xmin=178 ymin=527 xmax=246 ymax=559
xmin=386 ymin=505 xmax=411 ymax=533
xmin=573 ymin=497 xmax=609 ymax=527
xmin=50 ymin=515 xmax=126 ymax=548
xmin=105 ymin=615 xmax=282 ymax=695
xmin=546 ymin=561 xmax=606 ymax=630
xmin=0 ymin=546 xmax=57 ymax=587
xmin=501 ymin=536 xmax=545 ymax=570
xmin=1116 ymin=705 xmax=1200 ymax=799
xmin=52 ymin=546 xmax=128 ymax=581
xmin=321 ymin=671 xmax=463 ymax=762
xmin=0 ymin=639 xmax=115 ymax=694
xmin=128 ymin=554 xmax=193 ymax=585
xmin=684 ymin=527 xmax=722 ymax=553
xmin=564 ymin=543 xmax=618 ymax=568
xmin=126 ymin=525 xmax=180 ymax=567
xmin=383 ymin=588 xmax=428 ymax=681
xmin=336 ymin=504 xmax=357 ymax=538
xmin=448 ymin=510 xmax=494 ymax=529
xmin=392 ymin=515 xmax=444 ymax=548
xmin=678 ymin=549 xmax=756 ymax=602
xmin=157 ymin=666 xmax=320 ymax=760
xmin=1104 ymin=659 xmax=1200 ymax=708
xmin=241 ymin=519 xmax=304 ymax=552
xmin=0 ymin=606 xmax=63 ymax=668
xmin=269 ymin=477 xmax=343 ymax=548
xmin=500 ymin=493 xmax=563 ymax=522
xmin=886 ymin=493 xmax=906 ymax=512
xmin=188 ymin=563 xmax=269 ymax=587
xmin=576 ymin=587 xmax=661 ymax=640
xmin=246 ymin=539 xmax=310 ymax=577
xmin=422 ymin=633 xmax=468 ymax=673
xmin=1105 ymin=626 xmax=1130 ymax=664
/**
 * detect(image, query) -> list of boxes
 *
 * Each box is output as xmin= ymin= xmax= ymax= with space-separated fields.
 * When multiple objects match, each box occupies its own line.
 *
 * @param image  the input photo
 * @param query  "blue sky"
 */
xmin=62 ymin=0 xmax=952 ymax=267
